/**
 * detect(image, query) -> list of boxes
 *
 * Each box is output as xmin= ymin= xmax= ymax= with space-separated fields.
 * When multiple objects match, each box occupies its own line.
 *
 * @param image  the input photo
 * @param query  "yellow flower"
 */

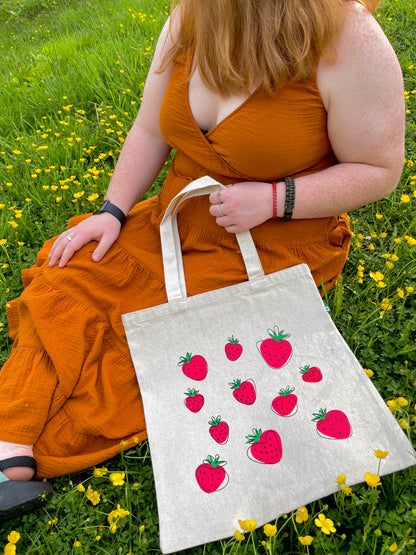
xmin=85 ymin=487 xmax=100 ymax=505
xmin=374 ymin=449 xmax=388 ymax=459
xmin=405 ymin=235 xmax=416 ymax=245
xmin=399 ymin=418 xmax=410 ymax=429
xmin=139 ymin=524 xmax=145 ymax=531
xmin=364 ymin=472 xmax=381 ymax=488
xmin=74 ymin=541 xmax=82 ymax=547
xmin=401 ymin=194 xmax=411 ymax=203
xmin=7 ymin=532 xmax=20 ymax=544
xmin=397 ymin=288 xmax=405 ymax=298
xmin=263 ymin=523 xmax=277 ymax=537
xmin=375 ymin=213 xmax=383 ymax=219
xmin=389 ymin=542 xmax=398 ymax=552
xmin=234 ymin=530 xmax=245 ymax=542
xmin=109 ymin=472 xmax=125 ymax=486
xmin=93 ymin=467 xmax=108 ymax=477
xmin=315 ymin=513 xmax=336 ymax=535
xmin=77 ymin=483 xmax=85 ymax=492
xmin=370 ymin=271 xmax=384 ymax=282
xmin=295 ymin=506 xmax=309 ymax=523
xmin=364 ymin=368 xmax=374 ymax=377
xmin=406 ymin=286 xmax=415 ymax=293
xmin=341 ymin=484 xmax=352 ymax=495
xmin=335 ymin=473 xmax=346 ymax=484
xmin=0 ymin=239 xmax=7 ymax=245
xmin=238 ymin=519 xmax=257 ymax=532
xmin=4 ymin=544 xmax=16 ymax=555
xmin=380 ymin=298 xmax=393 ymax=312
xmin=298 ymin=536 xmax=314 ymax=546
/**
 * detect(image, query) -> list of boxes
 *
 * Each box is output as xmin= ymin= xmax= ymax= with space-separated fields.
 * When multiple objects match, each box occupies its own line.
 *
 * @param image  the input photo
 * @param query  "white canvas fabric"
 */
xmin=122 ymin=176 xmax=416 ymax=554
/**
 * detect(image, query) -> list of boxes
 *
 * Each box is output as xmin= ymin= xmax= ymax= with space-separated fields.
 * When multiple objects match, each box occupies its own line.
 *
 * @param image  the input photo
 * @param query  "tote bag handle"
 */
xmin=160 ymin=176 xmax=265 ymax=301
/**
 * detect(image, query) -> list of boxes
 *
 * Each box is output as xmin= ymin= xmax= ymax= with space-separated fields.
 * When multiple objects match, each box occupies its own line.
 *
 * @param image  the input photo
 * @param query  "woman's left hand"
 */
xmin=208 ymin=181 xmax=274 ymax=233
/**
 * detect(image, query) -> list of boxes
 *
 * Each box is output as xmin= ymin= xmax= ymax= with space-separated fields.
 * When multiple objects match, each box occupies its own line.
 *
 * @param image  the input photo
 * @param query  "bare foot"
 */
xmin=0 ymin=441 xmax=35 ymax=480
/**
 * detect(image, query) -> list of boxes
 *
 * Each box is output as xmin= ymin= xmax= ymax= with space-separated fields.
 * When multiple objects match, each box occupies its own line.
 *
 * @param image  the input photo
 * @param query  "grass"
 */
xmin=0 ymin=0 xmax=415 ymax=553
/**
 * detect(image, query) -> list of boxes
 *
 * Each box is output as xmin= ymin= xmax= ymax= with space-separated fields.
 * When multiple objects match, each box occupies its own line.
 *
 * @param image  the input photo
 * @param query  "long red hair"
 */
xmin=160 ymin=0 xmax=383 ymax=95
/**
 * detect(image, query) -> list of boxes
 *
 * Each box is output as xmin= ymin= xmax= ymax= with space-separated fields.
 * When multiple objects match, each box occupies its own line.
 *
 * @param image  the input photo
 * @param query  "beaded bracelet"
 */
xmin=282 ymin=177 xmax=296 ymax=223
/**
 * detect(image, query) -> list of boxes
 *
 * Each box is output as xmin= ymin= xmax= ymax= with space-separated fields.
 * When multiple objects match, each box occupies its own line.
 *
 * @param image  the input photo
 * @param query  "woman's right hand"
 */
xmin=48 ymin=213 xmax=122 ymax=268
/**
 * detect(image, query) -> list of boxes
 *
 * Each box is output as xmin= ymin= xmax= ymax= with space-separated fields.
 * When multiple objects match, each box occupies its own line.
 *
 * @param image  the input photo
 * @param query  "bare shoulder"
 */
xmin=317 ymin=2 xmax=403 ymax=110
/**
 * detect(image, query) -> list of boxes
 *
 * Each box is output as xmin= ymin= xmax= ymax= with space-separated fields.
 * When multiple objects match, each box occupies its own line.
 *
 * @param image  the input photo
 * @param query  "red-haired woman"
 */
xmin=0 ymin=0 xmax=404 ymax=519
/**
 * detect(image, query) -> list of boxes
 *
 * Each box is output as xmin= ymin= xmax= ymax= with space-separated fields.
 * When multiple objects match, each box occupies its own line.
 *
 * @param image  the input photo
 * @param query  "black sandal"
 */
xmin=0 ymin=456 xmax=53 ymax=521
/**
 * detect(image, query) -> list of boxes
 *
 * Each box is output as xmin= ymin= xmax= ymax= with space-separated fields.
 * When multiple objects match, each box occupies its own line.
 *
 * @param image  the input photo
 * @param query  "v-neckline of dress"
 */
xmin=185 ymin=49 xmax=262 ymax=137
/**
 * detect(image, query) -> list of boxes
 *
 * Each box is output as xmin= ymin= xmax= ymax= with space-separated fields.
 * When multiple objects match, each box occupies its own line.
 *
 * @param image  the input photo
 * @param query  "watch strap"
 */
xmin=95 ymin=200 xmax=127 ymax=226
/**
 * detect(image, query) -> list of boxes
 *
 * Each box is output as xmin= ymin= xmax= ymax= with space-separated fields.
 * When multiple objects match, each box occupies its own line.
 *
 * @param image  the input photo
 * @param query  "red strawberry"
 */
xmin=229 ymin=379 xmax=256 ymax=405
xmin=257 ymin=326 xmax=292 ymax=368
xmin=178 ymin=352 xmax=208 ymax=381
xmin=225 ymin=336 xmax=243 ymax=361
xmin=184 ymin=388 xmax=204 ymax=413
xmin=208 ymin=416 xmax=229 ymax=444
xmin=195 ymin=455 xmax=229 ymax=493
xmin=312 ymin=408 xmax=351 ymax=439
xmin=271 ymin=386 xmax=298 ymax=417
xmin=246 ymin=429 xmax=283 ymax=464
xmin=300 ymin=365 xmax=323 ymax=383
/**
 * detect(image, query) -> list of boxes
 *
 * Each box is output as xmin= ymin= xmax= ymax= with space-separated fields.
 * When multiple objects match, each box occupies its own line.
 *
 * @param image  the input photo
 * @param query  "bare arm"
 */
xmin=49 ymin=16 xmax=175 ymax=267
xmin=209 ymin=4 xmax=405 ymax=231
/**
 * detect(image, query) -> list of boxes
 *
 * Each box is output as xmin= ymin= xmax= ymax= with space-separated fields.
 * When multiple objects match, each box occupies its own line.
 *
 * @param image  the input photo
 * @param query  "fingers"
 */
xmin=48 ymin=230 xmax=87 ymax=268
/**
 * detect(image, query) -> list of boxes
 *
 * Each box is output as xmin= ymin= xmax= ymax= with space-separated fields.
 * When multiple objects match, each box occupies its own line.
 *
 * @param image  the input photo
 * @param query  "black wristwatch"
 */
xmin=95 ymin=200 xmax=127 ymax=226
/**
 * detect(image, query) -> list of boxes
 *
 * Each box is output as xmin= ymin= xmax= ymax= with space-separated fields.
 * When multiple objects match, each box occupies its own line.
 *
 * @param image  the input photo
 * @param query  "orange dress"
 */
xmin=0 ymin=53 xmax=351 ymax=478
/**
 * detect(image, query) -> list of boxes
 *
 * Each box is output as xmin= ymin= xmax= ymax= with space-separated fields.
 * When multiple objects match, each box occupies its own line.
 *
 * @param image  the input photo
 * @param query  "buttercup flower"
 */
xmin=374 ymin=449 xmax=388 ymax=459
xmin=263 ymin=523 xmax=277 ymax=537
xmin=85 ymin=487 xmax=100 ymax=505
xmin=315 ymin=513 xmax=336 ymax=535
xmin=7 ymin=532 xmax=20 ymax=544
xmin=234 ymin=530 xmax=245 ymax=541
xmin=389 ymin=542 xmax=398 ymax=552
xmin=341 ymin=484 xmax=352 ymax=496
xmin=364 ymin=472 xmax=381 ymax=488
xmin=4 ymin=545 xmax=16 ymax=555
xmin=335 ymin=473 xmax=346 ymax=484
xmin=93 ymin=466 xmax=108 ymax=477
xmin=298 ymin=535 xmax=314 ymax=546
xmin=295 ymin=506 xmax=309 ymax=523
xmin=109 ymin=472 xmax=125 ymax=486
xmin=238 ymin=519 xmax=257 ymax=532
xmin=364 ymin=368 xmax=374 ymax=377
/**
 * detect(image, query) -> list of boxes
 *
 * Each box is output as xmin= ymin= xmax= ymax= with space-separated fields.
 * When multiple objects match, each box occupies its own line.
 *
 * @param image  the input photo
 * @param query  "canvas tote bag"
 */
xmin=122 ymin=176 xmax=416 ymax=554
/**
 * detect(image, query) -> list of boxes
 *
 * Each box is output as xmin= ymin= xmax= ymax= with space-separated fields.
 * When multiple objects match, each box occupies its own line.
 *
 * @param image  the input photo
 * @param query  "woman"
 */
xmin=0 ymin=0 xmax=404 ymax=519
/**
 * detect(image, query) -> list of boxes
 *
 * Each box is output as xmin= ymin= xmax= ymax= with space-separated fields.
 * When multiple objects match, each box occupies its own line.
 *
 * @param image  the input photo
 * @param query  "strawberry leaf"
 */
xmin=245 ymin=428 xmax=262 ymax=444
xmin=311 ymin=408 xmax=327 ymax=421
xmin=204 ymin=454 xmax=226 ymax=467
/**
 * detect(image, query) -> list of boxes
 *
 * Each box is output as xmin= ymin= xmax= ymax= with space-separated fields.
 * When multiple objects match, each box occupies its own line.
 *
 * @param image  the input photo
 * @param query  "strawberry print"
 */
xmin=229 ymin=378 xmax=256 ymax=405
xmin=312 ymin=408 xmax=352 ymax=439
xmin=225 ymin=336 xmax=243 ymax=361
xmin=184 ymin=388 xmax=204 ymax=413
xmin=246 ymin=429 xmax=283 ymax=464
xmin=195 ymin=455 xmax=229 ymax=493
xmin=300 ymin=365 xmax=323 ymax=383
xmin=178 ymin=352 xmax=208 ymax=381
xmin=257 ymin=326 xmax=292 ymax=368
xmin=271 ymin=386 xmax=298 ymax=417
xmin=208 ymin=416 xmax=229 ymax=444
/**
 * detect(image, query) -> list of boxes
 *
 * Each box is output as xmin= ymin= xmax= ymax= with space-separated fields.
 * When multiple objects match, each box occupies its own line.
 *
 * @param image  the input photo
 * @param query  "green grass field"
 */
xmin=0 ymin=0 xmax=415 ymax=553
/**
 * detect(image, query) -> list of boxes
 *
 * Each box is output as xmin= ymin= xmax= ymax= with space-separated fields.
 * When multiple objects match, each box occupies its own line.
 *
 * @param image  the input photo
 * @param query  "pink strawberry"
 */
xmin=184 ymin=388 xmax=204 ymax=413
xmin=312 ymin=408 xmax=351 ymax=439
xmin=271 ymin=386 xmax=298 ymax=416
xmin=300 ymin=365 xmax=323 ymax=383
xmin=229 ymin=379 xmax=256 ymax=405
xmin=257 ymin=326 xmax=292 ymax=368
xmin=208 ymin=416 xmax=229 ymax=444
xmin=225 ymin=336 xmax=243 ymax=361
xmin=178 ymin=352 xmax=208 ymax=381
xmin=195 ymin=455 xmax=229 ymax=493
xmin=246 ymin=429 xmax=283 ymax=464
